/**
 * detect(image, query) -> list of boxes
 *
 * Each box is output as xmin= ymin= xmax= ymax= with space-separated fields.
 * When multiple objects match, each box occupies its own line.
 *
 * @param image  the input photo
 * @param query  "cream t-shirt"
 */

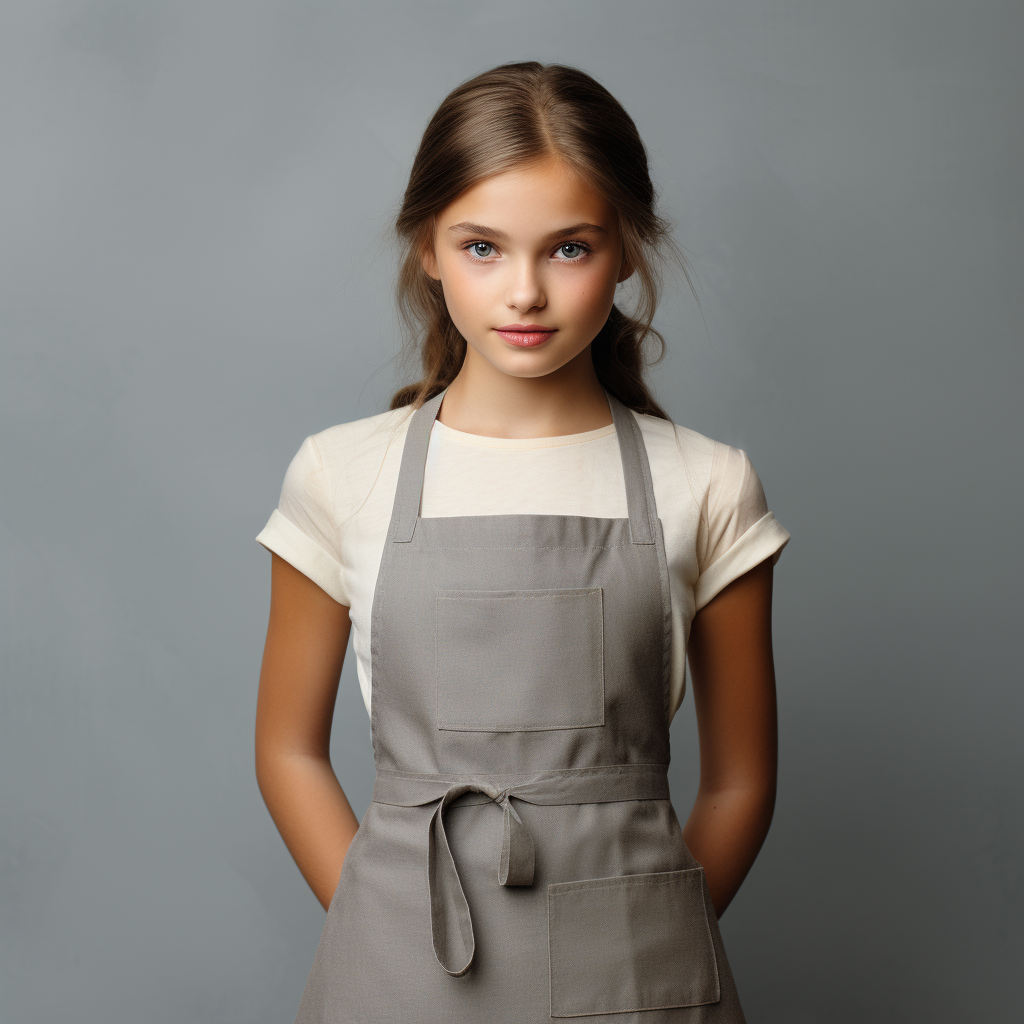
xmin=256 ymin=405 xmax=790 ymax=723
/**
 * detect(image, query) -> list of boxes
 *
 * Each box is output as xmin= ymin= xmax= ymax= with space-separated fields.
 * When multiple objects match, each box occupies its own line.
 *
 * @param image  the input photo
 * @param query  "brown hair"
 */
xmin=389 ymin=61 xmax=695 ymax=419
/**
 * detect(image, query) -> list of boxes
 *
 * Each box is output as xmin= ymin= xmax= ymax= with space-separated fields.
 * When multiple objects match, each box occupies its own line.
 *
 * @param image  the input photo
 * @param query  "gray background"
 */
xmin=2 ymin=1 xmax=1020 ymax=1021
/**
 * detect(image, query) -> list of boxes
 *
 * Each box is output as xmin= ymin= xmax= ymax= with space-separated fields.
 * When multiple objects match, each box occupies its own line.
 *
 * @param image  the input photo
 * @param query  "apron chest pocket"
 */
xmin=547 ymin=867 xmax=722 ymax=1017
xmin=435 ymin=588 xmax=604 ymax=732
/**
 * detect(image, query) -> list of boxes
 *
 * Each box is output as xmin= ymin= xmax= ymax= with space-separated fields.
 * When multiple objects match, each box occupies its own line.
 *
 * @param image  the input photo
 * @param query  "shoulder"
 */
xmin=632 ymin=411 xmax=724 ymax=509
xmin=633 ymin=409 xmax=786 ymax=549
xmin=309 ymin=406 xmax=414 ymax=475
xmin=281 ymin=406 xmax=411 ymax=489
xmin=633 ymin=413 xmax=791 ymax=607
xmin=297 ymin=406 xmax=414 ymax=524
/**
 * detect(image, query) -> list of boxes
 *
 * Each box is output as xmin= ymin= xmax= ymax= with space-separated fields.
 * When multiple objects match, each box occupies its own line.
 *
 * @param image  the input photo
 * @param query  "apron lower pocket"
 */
xmin=547 ymin=866 xmax=721 ymax=1017
xmin=435 ymin=587 xmax=604 ymax=732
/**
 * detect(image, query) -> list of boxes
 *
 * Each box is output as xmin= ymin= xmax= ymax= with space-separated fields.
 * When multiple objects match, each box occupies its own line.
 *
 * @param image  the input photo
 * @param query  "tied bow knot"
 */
xmin=426 ymin=782 xmax=536 ymax=977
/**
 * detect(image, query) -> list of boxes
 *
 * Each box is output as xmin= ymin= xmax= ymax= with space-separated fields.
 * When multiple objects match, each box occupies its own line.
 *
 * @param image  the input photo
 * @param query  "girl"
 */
xmin=255 ymin=61 xmax=789 ymax=1023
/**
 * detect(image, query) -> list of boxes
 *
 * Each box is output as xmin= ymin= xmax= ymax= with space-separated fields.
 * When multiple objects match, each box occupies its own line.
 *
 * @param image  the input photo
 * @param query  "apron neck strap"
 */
xmin=606 ymin=390 xmax=656 ymax=545
xmin=391 ymin=389 xmax=446 ymax=544
xmin=390 ymin=387 xmax=656 ymax=545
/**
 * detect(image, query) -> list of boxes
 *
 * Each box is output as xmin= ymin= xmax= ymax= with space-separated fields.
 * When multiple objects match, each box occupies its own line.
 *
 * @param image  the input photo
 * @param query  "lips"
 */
xmin=494 ymin=324 xmax=557 ymax=348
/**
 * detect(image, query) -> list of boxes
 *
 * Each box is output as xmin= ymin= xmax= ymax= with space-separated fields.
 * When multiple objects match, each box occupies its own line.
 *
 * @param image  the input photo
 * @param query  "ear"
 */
xmin=616 ymin=255 xmax=635 ymax=284
xmin=420 ymin=240 xmax=441 ymax=281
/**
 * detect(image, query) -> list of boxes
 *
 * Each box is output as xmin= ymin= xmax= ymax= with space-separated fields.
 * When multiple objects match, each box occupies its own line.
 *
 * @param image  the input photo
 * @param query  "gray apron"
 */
xmin=295 ymin=389 xmax=747 ymax=1023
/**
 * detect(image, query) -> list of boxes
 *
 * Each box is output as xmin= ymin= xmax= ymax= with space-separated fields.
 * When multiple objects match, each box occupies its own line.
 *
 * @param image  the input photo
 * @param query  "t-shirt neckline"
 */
xmin=429 ymin=417 xmax=617 ymax=450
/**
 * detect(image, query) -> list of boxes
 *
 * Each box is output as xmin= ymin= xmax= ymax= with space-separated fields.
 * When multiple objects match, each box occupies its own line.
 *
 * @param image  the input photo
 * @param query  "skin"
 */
xmin=256 ymin=154 xmax=777 ymax=918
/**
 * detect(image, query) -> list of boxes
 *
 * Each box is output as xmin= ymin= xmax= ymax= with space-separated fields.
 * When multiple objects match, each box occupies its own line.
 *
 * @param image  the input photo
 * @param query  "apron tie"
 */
xmin=373 ymin=764 xmax=672 ymax=978
xmin=426 ymin=782 xmax=536 ymax=977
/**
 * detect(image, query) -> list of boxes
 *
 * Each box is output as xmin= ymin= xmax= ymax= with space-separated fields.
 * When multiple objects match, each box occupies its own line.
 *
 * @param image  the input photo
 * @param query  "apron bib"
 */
xmin=295 ymin=390 xmax=747 ymax=1023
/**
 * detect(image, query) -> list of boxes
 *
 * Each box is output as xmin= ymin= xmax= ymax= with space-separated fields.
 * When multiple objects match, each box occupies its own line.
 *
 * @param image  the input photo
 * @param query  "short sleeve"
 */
xmin=255 ymin=435 xmax=349 ymax=606
xmin=693 ymin=443 xmax=790 ymax=612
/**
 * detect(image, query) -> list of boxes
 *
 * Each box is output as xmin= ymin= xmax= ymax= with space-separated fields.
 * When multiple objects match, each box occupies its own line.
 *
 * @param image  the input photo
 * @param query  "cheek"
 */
xmin=442 ymin=261 xmax=491 ymax=315
xmin=564 ymin=268 xmax=618 ymax=316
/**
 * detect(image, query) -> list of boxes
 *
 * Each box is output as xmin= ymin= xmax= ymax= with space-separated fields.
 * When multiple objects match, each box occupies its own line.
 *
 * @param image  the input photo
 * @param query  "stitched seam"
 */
xmin=548 ymin=867 xmax=702 ymax=895
xmin=375 ymin=763 xmax=669 ymax=780
xmin=436 ymin=592 xmax=601 ymax=602
xmin=438 ymin=720 xmax=604 ymax=732
xmin=552 ymin=996 xmax=721 ymax=1015
xmin=408 ymin=544 xmax=641 ymax=552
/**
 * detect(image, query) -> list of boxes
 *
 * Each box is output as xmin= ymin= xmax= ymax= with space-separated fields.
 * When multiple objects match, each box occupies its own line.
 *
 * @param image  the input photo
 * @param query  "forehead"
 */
xmin=438 ymin=157 xmax=616 ymax=234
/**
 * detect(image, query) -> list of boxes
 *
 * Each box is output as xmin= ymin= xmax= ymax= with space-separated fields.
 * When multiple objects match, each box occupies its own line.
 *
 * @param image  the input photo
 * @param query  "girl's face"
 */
xmin=421 ymin=155 xmax=632 ymax=382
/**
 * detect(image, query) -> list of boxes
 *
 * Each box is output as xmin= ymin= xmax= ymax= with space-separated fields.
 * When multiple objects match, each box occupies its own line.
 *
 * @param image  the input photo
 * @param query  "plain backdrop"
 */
xmin=2 ymin=2 xmax=1021 ymax=1022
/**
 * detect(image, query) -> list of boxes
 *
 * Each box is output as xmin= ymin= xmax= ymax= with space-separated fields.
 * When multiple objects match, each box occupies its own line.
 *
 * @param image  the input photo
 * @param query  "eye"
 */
xmin=467 ymin=242 xmax=495 ymax=259
xmin=556 ymin=242 xmax=590 ymax=261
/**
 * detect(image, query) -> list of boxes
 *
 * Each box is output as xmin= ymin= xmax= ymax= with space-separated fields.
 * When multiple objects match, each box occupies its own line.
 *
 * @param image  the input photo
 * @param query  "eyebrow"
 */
xmin=446 ymin=221 xmax=607 ymax=242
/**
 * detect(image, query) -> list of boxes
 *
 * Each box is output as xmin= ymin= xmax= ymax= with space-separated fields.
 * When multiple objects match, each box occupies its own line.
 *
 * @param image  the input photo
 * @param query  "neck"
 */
xmin=437 ymin=346 xmax=613 ymax=439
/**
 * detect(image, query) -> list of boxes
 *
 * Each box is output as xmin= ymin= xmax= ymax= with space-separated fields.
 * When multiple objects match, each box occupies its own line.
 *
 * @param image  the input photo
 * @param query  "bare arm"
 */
xmin=682 ymin=557 xmax=778 ymax=919
xmin=255 ymin=552 xmax=359 ymax=911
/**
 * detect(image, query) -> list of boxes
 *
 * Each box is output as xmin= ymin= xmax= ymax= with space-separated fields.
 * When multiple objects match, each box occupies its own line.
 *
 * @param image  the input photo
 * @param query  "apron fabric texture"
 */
xmin=295 ymin=390 xmax=747 ymax=1023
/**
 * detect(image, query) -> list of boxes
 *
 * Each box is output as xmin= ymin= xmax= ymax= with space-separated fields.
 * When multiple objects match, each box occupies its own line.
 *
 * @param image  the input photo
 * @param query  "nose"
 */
xmin=504 ymin=257 xmax=546 ymax=314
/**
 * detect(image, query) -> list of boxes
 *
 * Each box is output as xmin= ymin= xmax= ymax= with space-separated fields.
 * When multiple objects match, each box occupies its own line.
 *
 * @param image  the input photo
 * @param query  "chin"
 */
xmin=470 ymin=340 xmax=585 ymax=381
xmin=491 ymin=354 xmax=572 ymax=380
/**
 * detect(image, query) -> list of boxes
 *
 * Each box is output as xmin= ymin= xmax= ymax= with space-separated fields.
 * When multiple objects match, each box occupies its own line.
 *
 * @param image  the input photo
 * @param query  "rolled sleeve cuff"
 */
xmin=255 ymin=509 xmax=349 ymax=606
xmin=693 ymin=511 xmax=790 ymax=612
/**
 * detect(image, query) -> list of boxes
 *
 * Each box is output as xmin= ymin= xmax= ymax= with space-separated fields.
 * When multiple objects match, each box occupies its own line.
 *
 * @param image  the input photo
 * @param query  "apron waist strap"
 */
xmin=371 ymin=764 xmax=671 ymax=977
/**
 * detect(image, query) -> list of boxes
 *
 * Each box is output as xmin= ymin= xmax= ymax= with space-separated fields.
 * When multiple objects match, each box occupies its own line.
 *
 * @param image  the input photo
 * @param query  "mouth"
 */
xmin=493 ymin=325 xmax=557 ymax=348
